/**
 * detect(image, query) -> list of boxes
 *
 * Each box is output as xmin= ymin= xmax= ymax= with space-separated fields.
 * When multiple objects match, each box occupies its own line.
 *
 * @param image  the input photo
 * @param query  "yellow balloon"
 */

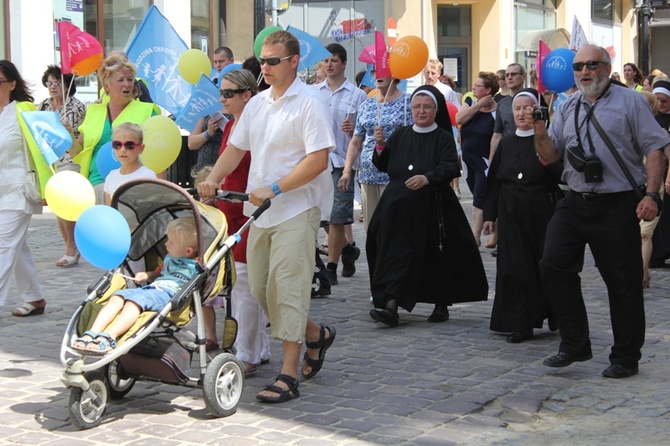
xmin=178 ymin=49 xmax=212 ymax=85
xmin=45 ymin=171 xmax=96 ymax=222
xmin=140 ymin=115 xmax=183 ymax=173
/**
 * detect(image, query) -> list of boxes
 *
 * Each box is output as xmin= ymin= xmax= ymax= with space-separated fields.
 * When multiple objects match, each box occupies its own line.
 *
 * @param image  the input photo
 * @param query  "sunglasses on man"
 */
xmin=258 ymin=55 xmax=296 ymax=66
xmin=572 ymin=61 xmax=607 ymax=71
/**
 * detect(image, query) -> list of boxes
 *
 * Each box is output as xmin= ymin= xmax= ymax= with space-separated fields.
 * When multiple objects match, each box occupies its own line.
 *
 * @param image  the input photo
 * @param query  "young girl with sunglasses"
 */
xmin=103 ymin=122 xmax=156 ymax=205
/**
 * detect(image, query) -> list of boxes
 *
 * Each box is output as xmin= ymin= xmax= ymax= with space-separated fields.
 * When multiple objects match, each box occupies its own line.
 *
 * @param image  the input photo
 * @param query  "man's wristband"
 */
xmin=270 ymin=182 xmax=282 ymax=196
xmin=203 ymin=131 xmax=211 ymax=140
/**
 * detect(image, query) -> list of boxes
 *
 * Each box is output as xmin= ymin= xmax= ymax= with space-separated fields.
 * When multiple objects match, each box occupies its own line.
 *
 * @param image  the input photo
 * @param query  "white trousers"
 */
xmin=231 ymin=262 xmax=270 ymax=364
xmin=0 ymin=210 xmax=43 ymax=306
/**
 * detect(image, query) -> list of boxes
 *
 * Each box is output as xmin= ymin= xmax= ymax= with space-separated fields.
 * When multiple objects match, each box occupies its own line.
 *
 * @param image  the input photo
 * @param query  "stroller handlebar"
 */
xmin=186 ymin=187 xmax=270 ymax=218
xmin=251 ymin=199 xmax=271 ymax=220
xmin=185 ymin=188 xmax=249 ymax=203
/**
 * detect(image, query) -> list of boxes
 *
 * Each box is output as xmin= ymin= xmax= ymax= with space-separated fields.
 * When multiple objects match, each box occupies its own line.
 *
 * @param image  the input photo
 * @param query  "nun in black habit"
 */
xmin=367 ymin=84 xmax=489 ymax=327
xmin=482 ymin=88 xmax=561 ymax=343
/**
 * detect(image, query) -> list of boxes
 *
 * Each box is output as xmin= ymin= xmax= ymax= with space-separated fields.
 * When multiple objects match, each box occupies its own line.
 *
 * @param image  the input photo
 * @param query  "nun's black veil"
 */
xmin=411 ymin=84 xmax=454 ymax=136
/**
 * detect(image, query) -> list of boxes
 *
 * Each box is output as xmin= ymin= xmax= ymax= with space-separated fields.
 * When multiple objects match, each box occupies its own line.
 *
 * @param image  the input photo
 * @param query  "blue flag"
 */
xmin=286 ymin=26 xmax=332 ymax=72
xmin=360 ymin=64 xmax=376 ymax=88
xmin=126 ymin=5 xmax=192 ymax=116
xmin=20 ymin=111 xmax=72 ymax=165
xmin=175 ymin=74 xmax=224 ymax=132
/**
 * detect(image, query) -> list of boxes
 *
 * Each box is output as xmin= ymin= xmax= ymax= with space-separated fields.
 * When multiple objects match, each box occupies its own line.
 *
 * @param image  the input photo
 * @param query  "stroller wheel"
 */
xmin=68 ymin=371 xmax=109 ymax=429
xmin=105 ymin=359 xmax=136 ymax=400
xmin=203 ymin=353 xmax=244 ymax=417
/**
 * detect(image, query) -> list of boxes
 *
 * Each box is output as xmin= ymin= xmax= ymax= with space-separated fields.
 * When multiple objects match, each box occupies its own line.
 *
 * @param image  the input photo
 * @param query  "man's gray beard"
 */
xmin=577 ymin=75 xmax=608 ymax=98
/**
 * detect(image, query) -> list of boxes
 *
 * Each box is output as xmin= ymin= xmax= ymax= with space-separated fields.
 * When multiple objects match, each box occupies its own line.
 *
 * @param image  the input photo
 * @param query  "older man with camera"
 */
xmin=529 ymin=44 xmax=670 ymax=379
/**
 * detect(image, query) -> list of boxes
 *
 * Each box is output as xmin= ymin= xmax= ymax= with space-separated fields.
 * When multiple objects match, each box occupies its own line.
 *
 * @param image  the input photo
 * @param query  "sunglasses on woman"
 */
xmin=112 ymin=140 xmax=141 ymax=150
xmin=219 ymin=87 xmax=248 ymax=98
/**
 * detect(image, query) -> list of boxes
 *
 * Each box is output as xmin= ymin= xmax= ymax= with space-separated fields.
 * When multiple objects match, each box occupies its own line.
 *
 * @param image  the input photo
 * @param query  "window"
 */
xmin=438 ymin=6 xmax=471 ymax=38
xmin=592 ymin=0 xmax=623 ymax=24
xmin=191 ymin=0 xmax=211 ymax=53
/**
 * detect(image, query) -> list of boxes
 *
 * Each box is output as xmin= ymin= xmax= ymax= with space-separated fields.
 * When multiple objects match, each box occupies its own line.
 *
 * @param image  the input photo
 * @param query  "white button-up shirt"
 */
xmin=313 ymin=78 xmax=367 ymax=170
xmin=231 ymin=77 xmax=335 ymax=227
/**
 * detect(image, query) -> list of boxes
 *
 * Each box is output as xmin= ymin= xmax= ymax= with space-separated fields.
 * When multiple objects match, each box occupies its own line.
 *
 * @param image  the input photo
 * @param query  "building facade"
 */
xmin=0 ymin=0 xmax=666 ymax=104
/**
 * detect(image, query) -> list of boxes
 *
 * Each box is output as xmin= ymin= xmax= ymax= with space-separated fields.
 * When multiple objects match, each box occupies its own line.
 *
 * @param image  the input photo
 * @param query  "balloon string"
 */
xmin=376 ymin=82 xmax=393 ymax=127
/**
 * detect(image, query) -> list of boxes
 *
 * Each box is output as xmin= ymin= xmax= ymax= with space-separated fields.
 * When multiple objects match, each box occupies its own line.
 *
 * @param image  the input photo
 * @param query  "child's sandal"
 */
xmin=72 ymin=330 xmax=97 ymax=352
xmin=86 ymin=332 xmax=117 ymax=355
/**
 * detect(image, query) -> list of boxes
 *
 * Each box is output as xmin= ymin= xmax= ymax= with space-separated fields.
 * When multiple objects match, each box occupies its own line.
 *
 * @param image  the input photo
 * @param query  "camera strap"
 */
xmin=584 ymin=101 xmax=644 ymax=200
xmin=573 ymin=100 xmax=598 ymax=156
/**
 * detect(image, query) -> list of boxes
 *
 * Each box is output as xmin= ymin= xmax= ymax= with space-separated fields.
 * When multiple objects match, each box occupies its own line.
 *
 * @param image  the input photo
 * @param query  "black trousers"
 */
xmin=540 ymin=190 xmax=645 ymax=369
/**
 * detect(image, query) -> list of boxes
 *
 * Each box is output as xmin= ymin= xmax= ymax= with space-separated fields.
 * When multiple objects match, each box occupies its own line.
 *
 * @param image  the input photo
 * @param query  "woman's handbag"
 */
xmin=21 ymin=138 xmax=42 ymax=203
xmin=55 ymin=151 xmax=80 ymax=173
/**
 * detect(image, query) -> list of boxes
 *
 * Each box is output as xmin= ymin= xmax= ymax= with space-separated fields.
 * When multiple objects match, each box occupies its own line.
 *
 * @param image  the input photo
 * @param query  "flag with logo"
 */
xmin=175 ymin=74 xmax=223 ymax=132
xmin=126 ymin=5 xmax=192 ymax=116
xmin=286 ymin=26 xmax=333 ymax=72
xmin=374 ymin=30 xmax=391 ymax=78
xmin=56 ymin=21 xmax=104 ymax=76
xmin=19 ymin=111 xmax=72 ymax=166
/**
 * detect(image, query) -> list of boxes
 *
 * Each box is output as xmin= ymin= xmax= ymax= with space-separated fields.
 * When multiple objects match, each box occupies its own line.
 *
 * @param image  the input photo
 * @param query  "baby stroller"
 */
xmin=59 ymin=179 xmax=269 ymax=429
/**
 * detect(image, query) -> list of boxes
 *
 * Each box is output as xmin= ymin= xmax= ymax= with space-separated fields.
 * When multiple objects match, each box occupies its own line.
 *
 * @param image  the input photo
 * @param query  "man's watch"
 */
xmin=645 ymin=191 xmax=663 ymax=215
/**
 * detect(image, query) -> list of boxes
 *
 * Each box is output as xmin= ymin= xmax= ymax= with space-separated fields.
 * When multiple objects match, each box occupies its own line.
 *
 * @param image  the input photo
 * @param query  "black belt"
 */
xmin=569 ymin=189 xmax=639 ymax=200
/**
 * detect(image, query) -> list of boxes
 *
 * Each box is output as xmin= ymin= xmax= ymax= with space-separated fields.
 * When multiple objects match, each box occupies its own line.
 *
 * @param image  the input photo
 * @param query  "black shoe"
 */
xmin=543 ymin=351 xmax=593 ymax=367
xmin=369 ymin=300 xmax=399 ymax=327
xmin=602 ymin=363 xmax=639 ymax=379
xmin=341 ymin=244 xmax=360 ymax=278
xmin=311 ymin=284 xmax=331 ymax=298
xmin=326 ymin=268 xmax=338 ymax=286
xmin=427 ymin=306 xmax=449 ymax=323
xmin=507 ymin=330 xmax=533 ymax=343
xmin=491 ymin=250 xmax=497 ymax=257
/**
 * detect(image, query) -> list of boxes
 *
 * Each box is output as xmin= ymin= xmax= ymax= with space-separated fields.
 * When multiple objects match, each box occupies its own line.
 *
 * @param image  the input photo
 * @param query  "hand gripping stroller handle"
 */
xmin=185 ymin=188 xmax=249 ymax=203
xmin=251 ymin=199 xmax=271 ymax=220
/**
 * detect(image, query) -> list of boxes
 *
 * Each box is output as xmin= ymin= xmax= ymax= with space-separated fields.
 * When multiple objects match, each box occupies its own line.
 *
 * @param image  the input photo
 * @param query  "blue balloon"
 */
xmin=217 ymin=63 xmax=244 ymax=86
xmin=75 ymin=205 xmax=131 ymax=270
xmin=541 ymin=48 xmax=576 ymax=93
xmin=95 ymin=141 xmax=121 ymax=180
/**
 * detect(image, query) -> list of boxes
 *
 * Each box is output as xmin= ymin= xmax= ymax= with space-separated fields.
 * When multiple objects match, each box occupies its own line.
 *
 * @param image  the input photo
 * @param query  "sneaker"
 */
xmin=341 ymin=244 xmax=360 ymax=277
xmin=326 ymin=268 xmax=338 ymax=286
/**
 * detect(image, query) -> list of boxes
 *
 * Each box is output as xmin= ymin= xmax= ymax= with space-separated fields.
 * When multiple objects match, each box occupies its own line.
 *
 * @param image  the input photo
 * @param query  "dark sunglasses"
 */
xmin=572 ymin=61 xmax=606 ymax=71
xmin=259 ymin=55 xmax=295 ymax=66
xmin=112 ymin=140 xmax=141 ymax=150
xmin=220 ymin=87 xmax=248 ymax=98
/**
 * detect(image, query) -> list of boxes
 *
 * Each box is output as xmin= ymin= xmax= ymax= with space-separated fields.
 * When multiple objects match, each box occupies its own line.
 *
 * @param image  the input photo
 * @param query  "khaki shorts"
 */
xmin=247 ymin=207 xmax=320 ymax=342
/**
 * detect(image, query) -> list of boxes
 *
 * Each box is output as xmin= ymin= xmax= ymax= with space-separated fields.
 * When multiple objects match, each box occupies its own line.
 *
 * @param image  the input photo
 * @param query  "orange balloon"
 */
xmin=72 ymin=53 xmax=103 ymax=76
xmin=367 ymin=88 xmax=379 ymax=98
xmin=388 ymin=36 xmax=429 ymax=80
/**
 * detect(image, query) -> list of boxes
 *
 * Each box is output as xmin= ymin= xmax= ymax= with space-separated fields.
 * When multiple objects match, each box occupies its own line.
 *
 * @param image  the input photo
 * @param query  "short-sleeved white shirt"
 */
xmin=433 ymin=81 xmax=461 ymax=110
xmin=103 ymin=165 xmax=156 ymax=197
xmin=313 ymin=79 xmax=367 ymax=169
xmin=231 ymin=77 xmax=336 ymax=227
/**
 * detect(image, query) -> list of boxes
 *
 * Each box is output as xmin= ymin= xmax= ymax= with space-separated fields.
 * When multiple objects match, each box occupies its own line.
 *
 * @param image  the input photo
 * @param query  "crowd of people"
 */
xmin=4 ymin=35 xmax=669 ymax=408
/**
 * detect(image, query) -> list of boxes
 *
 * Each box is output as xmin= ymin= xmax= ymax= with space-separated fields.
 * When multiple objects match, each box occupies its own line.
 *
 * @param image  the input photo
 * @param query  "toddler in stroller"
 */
xmin=60 ymin=179 xmax=270 ymax=430
xmin=72 ymin=217 xmax=198 ymax=354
